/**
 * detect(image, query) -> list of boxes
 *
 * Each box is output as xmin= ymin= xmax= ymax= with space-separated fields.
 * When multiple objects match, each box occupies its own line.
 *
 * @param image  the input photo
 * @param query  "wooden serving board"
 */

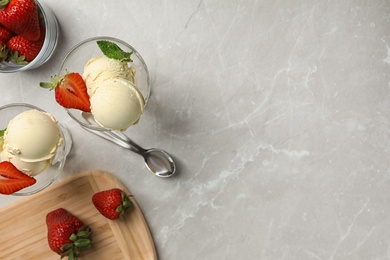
xmin=0 ymin=170 xmax=157 ymax=260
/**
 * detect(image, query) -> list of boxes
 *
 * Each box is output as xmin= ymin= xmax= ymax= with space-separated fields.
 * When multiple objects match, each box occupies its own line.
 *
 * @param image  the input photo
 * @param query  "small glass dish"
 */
xmin=0 ymin=0 xmax=59 ymax=73
xmin=58 ymin=36 xmax=151 ymax=131
xmin=0 ymin=103 xmax=72 ymax=196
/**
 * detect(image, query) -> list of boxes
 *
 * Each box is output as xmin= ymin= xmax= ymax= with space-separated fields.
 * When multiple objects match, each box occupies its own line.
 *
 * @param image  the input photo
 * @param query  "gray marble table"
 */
xmin=1 ymin=1 xmax=390 ymax=259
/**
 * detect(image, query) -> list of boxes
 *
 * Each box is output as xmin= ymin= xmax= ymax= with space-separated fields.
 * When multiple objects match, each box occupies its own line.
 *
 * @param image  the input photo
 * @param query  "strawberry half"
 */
xmin=46 ymin=208 xmax=92 ymax=259
xmin=92 ymin=188 xmax=133 ymax=221
xmin=40 ymin=72 xmax=91 ymax=112
xmin=0 ymin=0 xmax=40 ymax=41
xmin=0 ymin=161 xmax=36 ymax=195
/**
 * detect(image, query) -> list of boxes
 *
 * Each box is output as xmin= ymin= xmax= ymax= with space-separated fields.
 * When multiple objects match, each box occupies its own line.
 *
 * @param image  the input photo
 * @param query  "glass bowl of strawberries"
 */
xmin=46 ymin=36 xmax=151 ymax=132
xmin=0 ymin=0 xmax=59 ymax=73
xmin=0 ymin=103 xmax=72 ymax=196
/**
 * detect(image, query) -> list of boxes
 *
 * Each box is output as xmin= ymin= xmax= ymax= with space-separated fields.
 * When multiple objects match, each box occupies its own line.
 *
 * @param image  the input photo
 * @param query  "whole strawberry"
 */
xmin=92 ymin=188 xmax=133 ymax=221
xmin=6 ymin=25 xmax=45 ymax=63
xmin=0 ymin=0 xmax=40 ymax=41
xmin=46 ymin=208 xmax=92 ymax=259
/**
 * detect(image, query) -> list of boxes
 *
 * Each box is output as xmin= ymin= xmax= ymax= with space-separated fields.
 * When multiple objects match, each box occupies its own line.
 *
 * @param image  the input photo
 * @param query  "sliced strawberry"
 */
xmin=0 ymin=178 xmax=36 ymax=195
xmin=0 ymin=161 xmax=36 ymax=195
xmin=0 ymin=161 xmax=29 ymax=179
xmin=40 ymin=72 xmax=91 ymax=112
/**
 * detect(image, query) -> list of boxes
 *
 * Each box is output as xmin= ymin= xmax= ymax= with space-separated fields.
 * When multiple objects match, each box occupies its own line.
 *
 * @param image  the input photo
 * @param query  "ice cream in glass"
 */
xmin=55 ymin=36 xmax=150 ymax=132
xmin=0 ymin=103 xmax=72 ymax=195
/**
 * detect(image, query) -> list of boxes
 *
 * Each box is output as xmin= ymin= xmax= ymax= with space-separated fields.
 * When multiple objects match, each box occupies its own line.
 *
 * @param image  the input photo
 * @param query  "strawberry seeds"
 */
xmin=0 ymin=0 xmax=44 ymax=64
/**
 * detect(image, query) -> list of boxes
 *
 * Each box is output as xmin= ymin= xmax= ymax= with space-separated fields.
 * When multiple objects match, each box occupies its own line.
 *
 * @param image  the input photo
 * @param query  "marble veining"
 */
xmin=1 ymin=0 xmax=390 ymax=259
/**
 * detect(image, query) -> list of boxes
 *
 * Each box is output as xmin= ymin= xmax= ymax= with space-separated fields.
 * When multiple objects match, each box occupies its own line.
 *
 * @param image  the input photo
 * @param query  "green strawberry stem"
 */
xmin=97 ymin=40 xmax=133 ymax=62
xmin=116 ymin=191 xmax=134 ymax=221
xmin=0 ymin=128 xmax=5 ymax=137
xmin=40 ymin=70 xmax=70 ymax=90
xmin=9 ymin=51 xmax=28 ymax=65
xmin=40 ymin=75 xmax=64 ymax=90
xmin=60 ymin=226 xmax=92 ymax=260
xmin=0 ymin=0 xmax=10 ymax=9
xmin=0 ymin=45 xmax=10 ymax=63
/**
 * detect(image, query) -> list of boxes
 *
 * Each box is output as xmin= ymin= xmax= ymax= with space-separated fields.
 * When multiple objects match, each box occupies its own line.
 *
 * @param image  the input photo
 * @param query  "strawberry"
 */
xmin=46 ymin=208 xmax=92 ymax=259
xmin=0 ymin=161 xmax=36 ymax=195
xmin=0 ymin=23 xmax=14 ymax=43
xmin=6 ymin=25 xmax=45 ymax=63
xmin=0 ymin=0 xmax=40 ymax=41
xmin=40 ymin=72 xmax=91 ymax=112
xmin=92 ymin=188 xmax=133 ymax=221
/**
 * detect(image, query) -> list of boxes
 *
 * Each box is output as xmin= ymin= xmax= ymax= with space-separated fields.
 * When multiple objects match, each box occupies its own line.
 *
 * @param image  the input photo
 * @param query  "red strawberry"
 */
xmin=0 ymin=23 xmax=14 ymax=43
xmin=46 ymin=208 xmax=92 ymax=259
xmin=40 ymin=72 xmax=91 ymax=112
xmin=6 ymin=25 xmax=45 ymax=63
xmin=92 ymin=188 xmax=133 ymax=221
xmin=0 ymin=0 xmax=40 ymax=41
xmin=0 ymin=161 xmax=36 ymax=195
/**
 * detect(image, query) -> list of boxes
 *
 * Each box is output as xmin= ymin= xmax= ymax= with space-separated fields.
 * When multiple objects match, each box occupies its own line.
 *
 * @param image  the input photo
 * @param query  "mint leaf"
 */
xmin=97 ymin=40 xmax=133 ymax=62
xmin=0 ymin=128 xmax=5 ymax=137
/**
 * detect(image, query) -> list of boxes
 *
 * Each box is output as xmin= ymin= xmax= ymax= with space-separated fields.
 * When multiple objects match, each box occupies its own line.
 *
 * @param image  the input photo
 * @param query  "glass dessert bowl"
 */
xmin=58 ymin=36 xmax=151 ymax=131
xmin=0 ymin=103 xmax=72 ymax=196
xmin=0 ymin=0 xmax=59 ymax=73
xmin=55 ymin=37 xmax=176 ymax=177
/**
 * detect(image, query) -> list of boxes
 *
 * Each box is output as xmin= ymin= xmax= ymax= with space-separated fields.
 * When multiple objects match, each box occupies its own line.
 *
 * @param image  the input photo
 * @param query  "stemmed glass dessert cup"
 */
xmin=0 ymin=0 xmax=59 ymax=73
xmin=59 ymin=37 xmax=176 ymax=177
xmin=59 ymin=36 xmax=151 ymax=131
xmin=0 ymin=103 xmax=72 ymax=195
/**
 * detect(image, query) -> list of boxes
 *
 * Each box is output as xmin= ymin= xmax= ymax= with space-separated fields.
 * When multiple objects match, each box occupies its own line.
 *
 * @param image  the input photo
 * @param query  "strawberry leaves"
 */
xmin=60 ymin=226 xmax=92 ymax=259
xmin=46 ymin=208 xmax=92 ymax=259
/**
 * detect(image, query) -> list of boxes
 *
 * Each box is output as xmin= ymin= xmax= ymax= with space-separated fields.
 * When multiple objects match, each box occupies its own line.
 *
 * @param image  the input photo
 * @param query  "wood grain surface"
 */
xmin=0 ymin=170 xmax=157 ymax=260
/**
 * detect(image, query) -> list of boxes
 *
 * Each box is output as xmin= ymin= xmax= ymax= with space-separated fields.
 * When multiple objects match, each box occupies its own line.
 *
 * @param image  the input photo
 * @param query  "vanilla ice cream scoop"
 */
xmin=83 ymin=56 xmax=136 ymax=96
xmin=90 ymin=78 xmax=145 ymax=131
xmin=4 ymin=109 xmax=62 ymax=162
